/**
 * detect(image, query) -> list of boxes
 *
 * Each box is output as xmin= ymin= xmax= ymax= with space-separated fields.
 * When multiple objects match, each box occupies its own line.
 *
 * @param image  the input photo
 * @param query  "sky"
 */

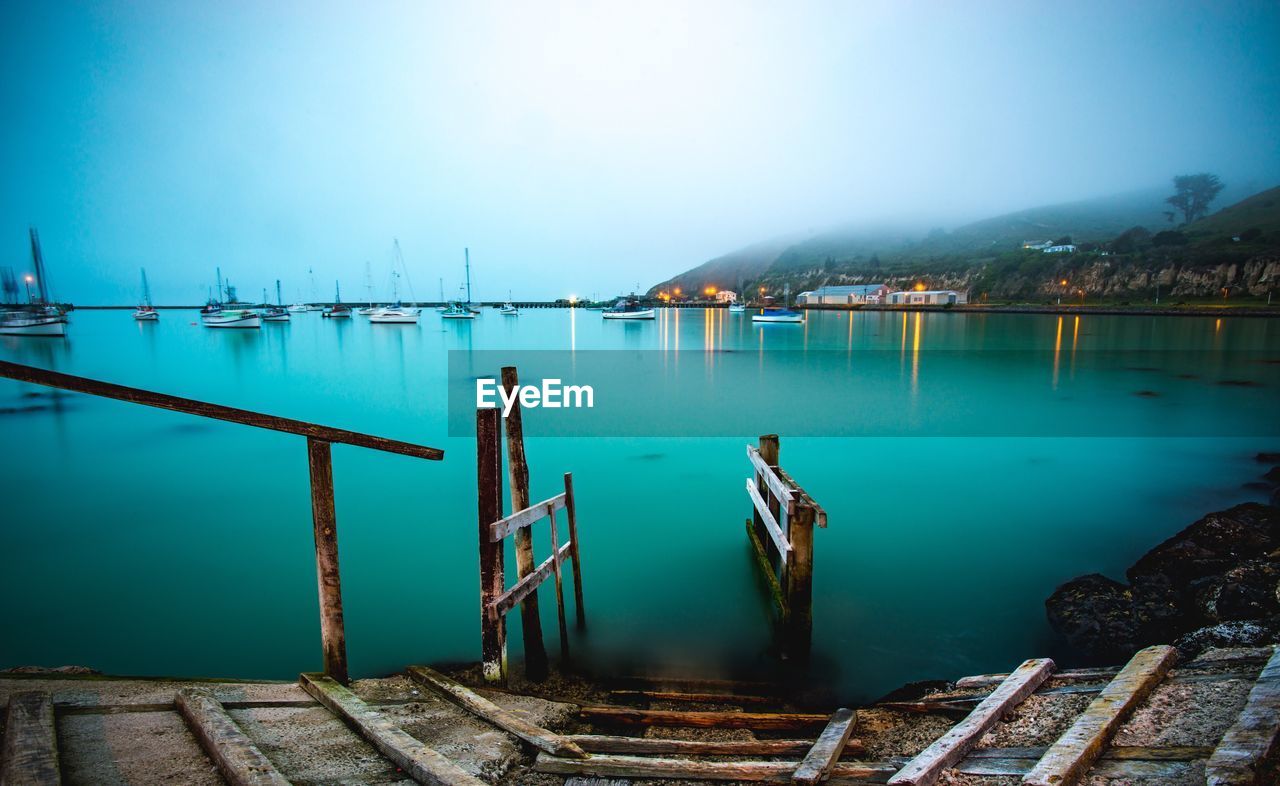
xmin=2 ymin=1 xmax=1278 ymax=305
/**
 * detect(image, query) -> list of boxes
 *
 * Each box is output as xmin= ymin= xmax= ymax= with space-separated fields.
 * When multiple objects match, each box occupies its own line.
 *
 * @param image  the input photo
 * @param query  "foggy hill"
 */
xmin=648 ymin=182 xmax=1279 ymax=301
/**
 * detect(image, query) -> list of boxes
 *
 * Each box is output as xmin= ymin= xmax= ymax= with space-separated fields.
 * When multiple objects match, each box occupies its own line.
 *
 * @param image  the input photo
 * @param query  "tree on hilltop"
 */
xmin=1165 ymin=173 xmax=1224 ymax=225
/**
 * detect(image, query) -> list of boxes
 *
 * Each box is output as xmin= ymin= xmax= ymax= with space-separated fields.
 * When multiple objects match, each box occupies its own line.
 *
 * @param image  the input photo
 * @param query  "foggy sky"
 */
xmin=2 ymin=1 xmax=1278 ymax=304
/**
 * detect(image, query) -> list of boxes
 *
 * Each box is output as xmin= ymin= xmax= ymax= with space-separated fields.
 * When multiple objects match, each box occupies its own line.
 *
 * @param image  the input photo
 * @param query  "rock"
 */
xmin=1046 ymin=504 xmax=1280 ymax=660
xmin=1 ymin=665 xmax=100 ymax=675
xmin=1174 ymin=619 xmax=1279 ymax=660
xmin=1045 ymin=574 xmax=1137 ymax=661
xmin=1265 ymin=466 xmax=1280 ymax=484
xmin=1256 ymin=452 xmax=1280 ymax=463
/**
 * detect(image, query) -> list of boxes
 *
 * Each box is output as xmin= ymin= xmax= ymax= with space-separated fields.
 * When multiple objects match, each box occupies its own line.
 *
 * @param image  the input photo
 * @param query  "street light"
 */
xmin=23 ymin=274 xmax=33 ymax=303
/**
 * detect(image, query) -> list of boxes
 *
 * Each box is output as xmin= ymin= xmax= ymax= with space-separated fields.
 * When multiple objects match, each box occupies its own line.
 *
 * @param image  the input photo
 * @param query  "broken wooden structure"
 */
xmin=477 ymin=366 xmax=587 ymax=684
xmin=0 ymin=360 xmax=445 ymax=688
xmin=745 ymin=434 xmax=827 ymax=654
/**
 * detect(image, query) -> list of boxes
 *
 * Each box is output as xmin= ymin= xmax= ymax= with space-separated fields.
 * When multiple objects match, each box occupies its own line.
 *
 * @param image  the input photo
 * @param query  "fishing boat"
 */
xmin=201 ymin=268 xmax=261 ymax=328
xmin=287 ymin=302 xmax=307 ymax=313
xmin=264 ymin=280 xmax=290 ymax=322
xmin=751 ymin=284 xmax=803 ymax=323
xmin=1 ymin=229 xmax=69 ymax=337
xmin=602 ymin=296 xmax=655 ymax=320
xmin=728 ymin=302 xmax=746 ymax=314
xmin=500 ymin=290 xmax=517 ymax=315
xmin=133 ymin=268 xmax=158 ymax=320
xmin=441 ymin=301 xmax=476 ymax=320
xmin=322 ymin=282 xmax=351 ymax=318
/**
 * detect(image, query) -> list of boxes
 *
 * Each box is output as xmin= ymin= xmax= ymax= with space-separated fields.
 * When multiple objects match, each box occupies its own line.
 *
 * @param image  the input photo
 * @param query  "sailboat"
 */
xmin=369 ymin=270 xmax=421 ymax=324
xmin=322 ymin=281 xmax=352 ymax=318
xmin=201 ymin=268 xmax=261 ymax=328
xmin=442 ymin=249 xmax=480 ymax=319
xmin=305 ymin=268 xmax=323 ymax=310
xmin=264 ymin=280 xmax=290 ymax=322
xmin=0 ymin=228 xmax=68 ymax=337
xmin=435 ymin=278 xmax=447 ymax=311
xmin=752 ymin=283 xmax=803 ymax=323
xmin=356 ymin=262 xmax=378 ymax=315
xmin=133 ymin=268 xmax=158 ymax=320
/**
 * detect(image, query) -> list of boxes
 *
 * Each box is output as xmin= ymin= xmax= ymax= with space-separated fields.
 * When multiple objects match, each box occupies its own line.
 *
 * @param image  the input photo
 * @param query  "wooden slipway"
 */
xmin=2 ymin=645 xmax=1278 ymax=785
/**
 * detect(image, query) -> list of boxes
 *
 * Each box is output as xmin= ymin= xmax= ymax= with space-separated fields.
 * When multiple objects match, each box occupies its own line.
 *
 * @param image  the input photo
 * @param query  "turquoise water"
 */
xmin=1 ymin=308 xmax=1277 ymax=702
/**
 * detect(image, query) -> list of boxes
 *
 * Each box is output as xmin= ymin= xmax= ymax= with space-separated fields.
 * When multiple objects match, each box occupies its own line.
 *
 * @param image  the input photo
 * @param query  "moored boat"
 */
xmin=134 ymin=268 xmax=159 ymax=320
xmin=322 ymin=281 xmax=351 ymax=318
xmin=602 ymin=297 xmax=655 ymax=320
xmin=441 ymin=301 xmax=476 ymax=319
xmin=728 ymin=303 xmax=745 ymax=314
xmin=0 ymin=307 xmax=67 ymax=336
xmin=369 ymin=303 xmax=420 ymax=323
xmin=201 ymin=304 xmax=261 ymax=328
xmin=751 ymin=284 xmax=803 ymax=323
xmin=264 ymin=280 xmax=290 ymax=322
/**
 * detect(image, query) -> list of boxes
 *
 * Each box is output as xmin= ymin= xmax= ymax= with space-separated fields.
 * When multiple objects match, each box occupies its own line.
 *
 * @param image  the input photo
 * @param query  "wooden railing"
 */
xmin=745 ymin=434 xmax=827 ymax=655
xmin=0 ymin=359 xmax=445 ymax=683
xmin=476 ymin=367 xmax=587 ymax=684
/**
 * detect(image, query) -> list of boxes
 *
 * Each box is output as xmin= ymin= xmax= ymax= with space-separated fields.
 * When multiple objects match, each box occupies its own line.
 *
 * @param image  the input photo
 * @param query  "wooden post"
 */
xmin=564 ymin=472 xmax=586 ymax=628
xmin=549 ymin=505 xmax=571 ymax=659
xmin=307 ymin=437 xmax=349 ymax=684
xmin=476 ymin=408 xmax=507 ymax=683
xmin=501 ymin=365 xmax=548 ymax=679
xmin=783 ymin=503 xmax=815 ymax=656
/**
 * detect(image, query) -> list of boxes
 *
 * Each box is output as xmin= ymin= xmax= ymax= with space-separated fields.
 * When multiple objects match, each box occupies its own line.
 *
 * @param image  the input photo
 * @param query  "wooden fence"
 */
xmin=0 ymin=359 xmax=445 ymax=684
xmin=745 ymin=434 xmax=827 ymax=654
xmin=476 ymin=366 xmax=586 ymax=684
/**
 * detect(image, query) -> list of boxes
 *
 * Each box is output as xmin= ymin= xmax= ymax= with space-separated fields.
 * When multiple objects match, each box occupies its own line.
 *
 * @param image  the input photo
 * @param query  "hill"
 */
xmin=648 ymin=182 xmax=1280 ymax=302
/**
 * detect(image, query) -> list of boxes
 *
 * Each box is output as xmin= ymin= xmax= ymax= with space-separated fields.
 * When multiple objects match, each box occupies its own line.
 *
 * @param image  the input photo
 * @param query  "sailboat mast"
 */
xmin=29 ymin=227 xmax=49 ymax=304
xmin=276 ymin=279 xmax=283 ymax=306
xmin=464 ymin=248 xmax=472 ymax=305
xmin=335 ymin=280 xmax=341 ymax=303
xmin=140 ymin=268 xmax=152 ymax=307
xmin=216 ymin=267 xmax=223 ymax=303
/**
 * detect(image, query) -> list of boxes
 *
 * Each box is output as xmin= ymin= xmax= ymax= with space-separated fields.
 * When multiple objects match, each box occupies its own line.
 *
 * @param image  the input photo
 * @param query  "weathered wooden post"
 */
xmin=500 ymin=366 xmax=549 ymax=680
xmin=548 ymin=504 xmax=571 ymax=660
xmin=755 ymin=434 xmax=781 ymax=568
xmin=307 ymin=437 xmax=349 ymax=684
xmin=476 ymin=408 xmax=507 ymax=683
xmin=782 ymin=502 xmax=815 ymax=656
xmin=564 ymin=472 xmax=586 ymax=628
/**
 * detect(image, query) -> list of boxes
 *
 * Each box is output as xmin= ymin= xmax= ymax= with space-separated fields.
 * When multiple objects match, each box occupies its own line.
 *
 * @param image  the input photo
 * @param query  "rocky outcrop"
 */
xmin=1046 ymin=501 xmax=1280 ymax=662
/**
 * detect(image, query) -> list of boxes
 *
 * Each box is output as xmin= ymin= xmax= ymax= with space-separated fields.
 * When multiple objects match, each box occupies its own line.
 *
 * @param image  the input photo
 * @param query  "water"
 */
xmin=1 ymin=308 xmax=1277 ymax=702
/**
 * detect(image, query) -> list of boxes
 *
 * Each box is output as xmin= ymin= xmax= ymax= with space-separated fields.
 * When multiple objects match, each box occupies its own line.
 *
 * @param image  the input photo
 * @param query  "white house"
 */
xmin=794 ymin=284 xmax=890 ymax=306
xmin=1043 ymin=244 xmax=1077 ymax=254
xmin=886 ymin=289 xmax=969 ymax=305
xmin=1022 ymin=240 xmax=1053 ymax=250
xmin=715 ymin=290 xmax=738 ymax=304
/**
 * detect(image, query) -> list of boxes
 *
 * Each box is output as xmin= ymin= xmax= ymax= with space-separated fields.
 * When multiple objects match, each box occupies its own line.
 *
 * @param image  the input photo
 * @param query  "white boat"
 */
xmin=369 ymin=304 xmax=421 ymax=323
xmin=441 ymin=302 xmax=476 ymax=319
xmin=728 ymin=303 xmax=745 ymax=314
xmin=356 ymin=306 xmax=379 ymax=316
xmin=133 ymin=268 xmax=159 ymax=320
xmin=751 ymin=308 xmax=803 ymax=323
xmin=306 ymin=304 xmax=323 ymax=311
xmin=0 ymin=307 xmax=67 ymax=336
xmin=500 ymin=303 xmax=518 ymax=315
xmin=201 ymin=306 xmax=261 ymax=329
xmin=602 ymin=297 xmax=655 ymax=320
xmin=263 ymin=280 xmax=290 ymax=321
xmin=287 ymin=303 xmax=307 ymax=313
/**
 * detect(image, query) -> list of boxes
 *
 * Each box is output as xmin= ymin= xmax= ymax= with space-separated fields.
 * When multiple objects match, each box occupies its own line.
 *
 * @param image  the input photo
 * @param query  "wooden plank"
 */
xmin=0 ymin=360 xmax=443 ymax=460
xmin=307 ymin=438 xmax=348 ymax=684
xmin=746 ymin=479 xmax=792 ymax=557
xmin=1022 ymin=644 xmax=1177 ymax=786
xmin=566 ymin=735 xmax=866 ymax=757
xmin=889 ymin=658 xmax=1054 ymax=786
xmin=535 ymin=753 xmax=897 ymax=782
xmin=793 ymin=708 xmax=857 ymax=785
xmin=745 ymin=519 xmax=787 ymax=613
xmin=774 ymin=466 xmax=828 ymax=528
xmin=476 ymin=408 xmax=507 ymax=683
xmin=565 ymin=779 xmax=630 ymax=786
xmin=1206 ymin=644 xmax=1280 ymax=786
xmin=747 ymin=444 xmax=794 ymax=506
xmin=175 ymin=688 xmax=291 ymax=786
xmin=489 ymin=542 xmax=573 ymax=620
xmin=548 ymin=505 xmax=570 ymax=659
xmin=501 ymin=365 xmax=548 ymax=680
xmin=607 ymin=690 xmax=776 ymax=706
xmin=966 ymin=745 xmax=1210 ymax=761
xmin=955 ymin=666 xmax=1118 ymax=689
xmin=1 ymin=691 xmax=60 ymax=786
xmin=564 ymin=472 xmax=586 ymax=629
xmin=299 ymin=673 xmax=486 ymax=786
xmin=578 ymin=706 xmax=830 ymax=730
xmin=488 ymin=493 xmax=566 ymax=542
xmin=405 ymin=665 xmax=586 ymax=759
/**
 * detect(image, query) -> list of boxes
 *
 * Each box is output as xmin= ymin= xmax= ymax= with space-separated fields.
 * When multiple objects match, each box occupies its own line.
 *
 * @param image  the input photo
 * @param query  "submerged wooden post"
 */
xmin=501 ymin=365 xmax=549 ymax=680
xmin=307 ymin=437 xmax=349 ymax=685
xmin=476 ymin=408 xmax=507 ymax=683
xmin=564 ymin=472 xmax=586 ymax=628
xmin=549 ymin=505 xmax=570 ymax=659
xmin=783 ymin=502 xmax=815 ymax=655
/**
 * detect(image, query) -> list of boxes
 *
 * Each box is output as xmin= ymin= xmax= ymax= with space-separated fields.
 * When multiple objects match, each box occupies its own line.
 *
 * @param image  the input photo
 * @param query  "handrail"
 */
xmin=0 ymin=360 xmax=443 ymax=460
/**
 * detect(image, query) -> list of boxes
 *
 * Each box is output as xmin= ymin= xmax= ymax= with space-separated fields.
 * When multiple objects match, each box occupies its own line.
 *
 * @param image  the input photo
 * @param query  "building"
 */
xmin=886 ymin=289 xmax=968 ymax=305
xmin=1043 ymin=244 xmax=1077 ymax=254
xmin=714 ymin=290 xmax=738 ymax=304
xmin=794 ymin=284 xmax=890 ymax=306
xmin=1022 ymin=240 xmax=1052 ymax=250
